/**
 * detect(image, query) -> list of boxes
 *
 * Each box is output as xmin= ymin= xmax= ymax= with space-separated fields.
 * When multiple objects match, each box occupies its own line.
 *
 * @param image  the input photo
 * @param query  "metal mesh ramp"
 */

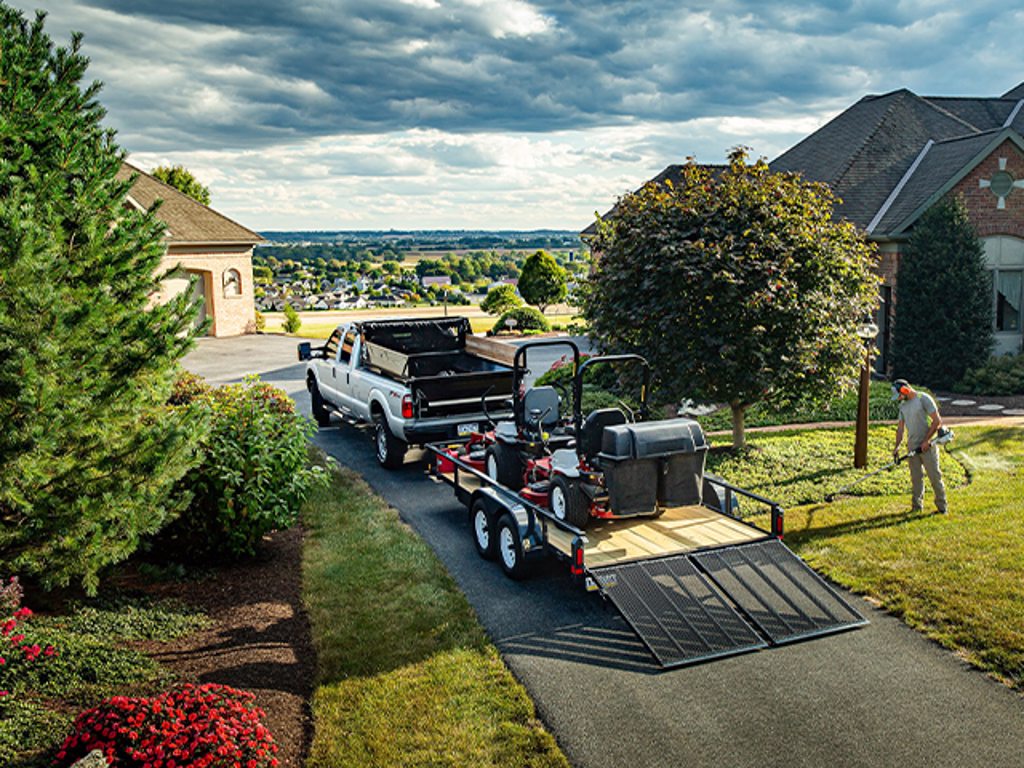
xmin=692 ymin=539 xmax=867 ymax=645
xmin=592 ymin=556 xmax=767 ymax=668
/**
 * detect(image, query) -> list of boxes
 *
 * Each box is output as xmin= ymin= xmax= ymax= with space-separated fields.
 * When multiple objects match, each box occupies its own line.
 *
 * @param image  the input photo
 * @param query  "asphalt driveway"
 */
xmin=184 ymin=334 xmax=1024 ymax=768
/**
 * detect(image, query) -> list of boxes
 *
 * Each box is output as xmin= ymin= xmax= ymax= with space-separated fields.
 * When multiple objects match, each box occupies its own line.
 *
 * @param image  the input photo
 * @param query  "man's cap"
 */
xmin=891 ymin=378 xmax=910 ymax=400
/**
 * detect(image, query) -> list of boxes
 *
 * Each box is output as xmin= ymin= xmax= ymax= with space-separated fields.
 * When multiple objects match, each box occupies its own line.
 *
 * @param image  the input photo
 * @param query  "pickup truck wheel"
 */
xmin=374 ymin=416 xmax=407 ymax=469
xmin=310 ymin=383 xmax=332 ymax=428
xmin=470 ymin=500 xmax=496 ymax=560
xmin=486 ymin=443 xmax=523 ymax=490
xmin=550 ymin=475 xmax=590 ymax=529
xmin=495 ymin=513 xmax=531 ymax=580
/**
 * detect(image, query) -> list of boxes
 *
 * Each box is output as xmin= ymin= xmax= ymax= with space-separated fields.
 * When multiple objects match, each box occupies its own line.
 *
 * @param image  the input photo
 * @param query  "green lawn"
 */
xmin=302 ymin=455 xmax=569 ymax=768
xmin=728 ymin=424 xmax=1024 ymax=689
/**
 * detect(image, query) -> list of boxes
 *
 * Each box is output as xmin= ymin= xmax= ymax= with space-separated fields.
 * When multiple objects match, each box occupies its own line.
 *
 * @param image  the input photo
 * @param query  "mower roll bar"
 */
xmin=572 ymin=354 xmax=651 ymax=436
xmin=512 ymin=339 xmax=581 ymax=427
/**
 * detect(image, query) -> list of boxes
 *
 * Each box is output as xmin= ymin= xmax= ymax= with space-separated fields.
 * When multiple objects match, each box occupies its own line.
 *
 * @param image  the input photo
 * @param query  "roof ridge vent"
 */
xmin=1003 ymin=99 xmax=1024 ymax=127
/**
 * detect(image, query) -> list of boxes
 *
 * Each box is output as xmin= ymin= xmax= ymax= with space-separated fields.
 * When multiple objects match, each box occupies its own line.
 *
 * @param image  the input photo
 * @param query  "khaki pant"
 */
xmin=907 ymin=444 xmax=947 ymax=512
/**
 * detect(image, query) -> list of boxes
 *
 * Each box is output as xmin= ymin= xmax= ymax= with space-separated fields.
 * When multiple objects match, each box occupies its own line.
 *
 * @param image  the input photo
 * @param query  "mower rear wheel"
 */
xmin=486 ymin=443 xmax=524 ymax=490
xmin=550 ymin=475 xmax=590 ymax=529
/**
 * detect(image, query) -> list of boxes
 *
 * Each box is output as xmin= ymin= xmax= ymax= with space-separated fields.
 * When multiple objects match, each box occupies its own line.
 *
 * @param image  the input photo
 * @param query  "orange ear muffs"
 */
xmin=900 ymin=385 xmax=910 ymax=396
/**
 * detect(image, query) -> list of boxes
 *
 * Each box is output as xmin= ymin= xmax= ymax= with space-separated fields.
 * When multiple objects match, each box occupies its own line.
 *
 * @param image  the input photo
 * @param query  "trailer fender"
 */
xmin=470 ymin=487 xmax=542 ymax=555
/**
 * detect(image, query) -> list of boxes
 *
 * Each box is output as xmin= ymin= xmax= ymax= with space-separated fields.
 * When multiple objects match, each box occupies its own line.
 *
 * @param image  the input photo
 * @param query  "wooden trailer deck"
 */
xmin=546 ymin=504 xmax=765 ymax=567
xmin=436 ymin=466 xmax=765 ymax=568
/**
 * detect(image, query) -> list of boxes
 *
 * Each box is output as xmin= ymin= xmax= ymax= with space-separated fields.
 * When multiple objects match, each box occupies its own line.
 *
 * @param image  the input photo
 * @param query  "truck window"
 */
xmin=339 ymin=330 xmax=357 ymax=364
xmin=324 ymin=329 xmax=342 ymax=360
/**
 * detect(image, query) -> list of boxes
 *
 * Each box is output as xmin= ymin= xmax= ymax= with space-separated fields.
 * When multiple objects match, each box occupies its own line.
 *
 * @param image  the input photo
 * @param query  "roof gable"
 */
xmin=117 ymin=162 xmax=263 ymax=246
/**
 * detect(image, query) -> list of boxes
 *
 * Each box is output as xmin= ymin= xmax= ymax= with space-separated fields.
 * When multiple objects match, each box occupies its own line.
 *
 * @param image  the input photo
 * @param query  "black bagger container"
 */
xmin=599 ymin=418 xmax=708 ymax=516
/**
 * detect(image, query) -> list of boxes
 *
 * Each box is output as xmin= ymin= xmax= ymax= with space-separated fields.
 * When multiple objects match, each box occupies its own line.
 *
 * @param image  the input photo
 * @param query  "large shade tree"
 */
xmin=0 ymin=7 xmax=202 ymax=591
xmin=582 ymin=149 xmax=880 ymax=448
xmin=151 ymin=164 xmax=212 ymax=206
xmin=518 ymin=250 xmax=567 ymax=313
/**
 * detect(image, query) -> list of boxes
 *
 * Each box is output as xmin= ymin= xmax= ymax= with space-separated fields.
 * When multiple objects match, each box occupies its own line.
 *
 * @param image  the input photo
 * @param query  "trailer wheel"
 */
xmin=310 ymin=382 xmax=332 ymax=428
xmin=470 ymin=500 xmax=496 ymax=560
xmin=486 ymin=443 xmax=523 ymax=490
xmin=374 ymin=415 xmax=407 ymax=469
xmin=550 ymin=475 xmax=590 ymax=529
xmin=496 ymin=513 xmax=531 ymax=580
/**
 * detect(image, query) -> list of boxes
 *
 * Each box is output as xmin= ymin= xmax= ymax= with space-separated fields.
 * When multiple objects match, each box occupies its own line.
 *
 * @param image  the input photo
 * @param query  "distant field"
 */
xmin=262 ymin=305 xmax=578 ymax=338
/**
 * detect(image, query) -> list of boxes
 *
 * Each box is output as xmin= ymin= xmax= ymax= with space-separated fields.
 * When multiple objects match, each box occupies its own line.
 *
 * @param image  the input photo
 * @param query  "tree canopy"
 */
xmin=582 ymin=149 xmax=880 ymax=447
xmin=152 ymin=164 xmax=212 ymax=206
xmin=893 ymin=196 xmax=993 ymax=389
xmin=0 ymin=7 xmax=202 ymax=591
xmin=480 ymin=283 xmax=523 ymax=316
xmin=518 ymin=250 xmax=567 ymax=313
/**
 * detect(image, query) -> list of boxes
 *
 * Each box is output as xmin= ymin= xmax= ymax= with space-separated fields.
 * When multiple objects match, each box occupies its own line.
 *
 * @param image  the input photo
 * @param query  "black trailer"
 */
xmin=428 ymin=435 xmax=867 ymax=669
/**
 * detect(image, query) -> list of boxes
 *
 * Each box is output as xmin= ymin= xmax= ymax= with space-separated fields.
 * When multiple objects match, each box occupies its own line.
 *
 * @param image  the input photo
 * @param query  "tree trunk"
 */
xmin=730 ymin=402 xmax=746 ymax=450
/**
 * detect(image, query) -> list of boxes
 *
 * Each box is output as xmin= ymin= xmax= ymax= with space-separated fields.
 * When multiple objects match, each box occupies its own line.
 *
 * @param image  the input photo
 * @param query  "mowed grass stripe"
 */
xmin=302 ymin=454 xmax=569 ymax=768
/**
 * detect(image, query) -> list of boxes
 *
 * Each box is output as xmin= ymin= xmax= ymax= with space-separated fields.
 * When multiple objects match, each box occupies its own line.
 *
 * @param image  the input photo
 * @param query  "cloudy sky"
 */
xmin=9 ymin=0 xmax=1023 ymax=231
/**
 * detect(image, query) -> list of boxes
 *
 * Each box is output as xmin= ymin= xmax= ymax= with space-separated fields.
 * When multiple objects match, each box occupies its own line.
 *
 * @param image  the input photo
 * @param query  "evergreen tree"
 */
xmin=893 ymin=196 xmax=993 ymax=389
xmin=151 ymin=164 xmax=212 ymax=206
xmin=0 ymin=7 xmax=203 ymax=592
xmin=518 ymin=250 xmax=567 ymax=314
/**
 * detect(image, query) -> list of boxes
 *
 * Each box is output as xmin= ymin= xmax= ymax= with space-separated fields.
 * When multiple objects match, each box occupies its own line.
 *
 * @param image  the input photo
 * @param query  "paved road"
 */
xmin=184 ymin=335 xmax=1024 ymax=768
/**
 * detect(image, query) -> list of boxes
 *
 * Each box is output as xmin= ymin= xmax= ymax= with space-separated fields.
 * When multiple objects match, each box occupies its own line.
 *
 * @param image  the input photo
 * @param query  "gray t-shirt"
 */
xmin=899 ymin=393 xmax=938 ymax=449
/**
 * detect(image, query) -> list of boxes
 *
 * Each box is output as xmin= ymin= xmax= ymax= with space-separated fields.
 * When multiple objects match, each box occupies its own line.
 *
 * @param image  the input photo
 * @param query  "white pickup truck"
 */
xmin=298 ymin=317 xmax=515 ymax=468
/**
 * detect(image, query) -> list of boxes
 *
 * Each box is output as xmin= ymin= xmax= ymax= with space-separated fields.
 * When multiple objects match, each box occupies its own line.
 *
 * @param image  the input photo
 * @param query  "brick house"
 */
xmin=589 ymin=83 xmax=1024 ymax=368
xmin=118 ymin=162 xmax=263 ymax=337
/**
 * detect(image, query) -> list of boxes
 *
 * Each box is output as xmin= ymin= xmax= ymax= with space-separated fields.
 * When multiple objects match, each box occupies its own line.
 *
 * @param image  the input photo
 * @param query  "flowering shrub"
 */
xmin=161 ymin=374 xmax=326 ymax=559
xmin=55 ymin=683 xmax=279 ymax=767
xmin=0 ymin=577 xmax=57 ymax=699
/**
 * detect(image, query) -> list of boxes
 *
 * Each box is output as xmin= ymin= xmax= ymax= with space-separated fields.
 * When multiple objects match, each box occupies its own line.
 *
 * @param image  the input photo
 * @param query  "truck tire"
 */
xmin=310 ymin=382 xmax=332 ymax=428
xmin=374 ymin=415 xmax=407 ymax=469
xmin=486 ymin=443 xmax=523 ymax=490
xmin=550 ymin=475 xmax=590 ymax=529
xmin=470 ymin=499 xmax=496 ymax=560
xmin=495 ymin=513 xmax=531 ymax=580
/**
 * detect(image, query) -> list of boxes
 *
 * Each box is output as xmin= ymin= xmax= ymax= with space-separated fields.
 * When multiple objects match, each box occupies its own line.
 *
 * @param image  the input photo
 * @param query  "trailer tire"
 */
xmin=495 ymin=513 xmax=531 ymax=580
xmin=486 ymin=443 xmax=523 ymax=490
xmin=310 ymin=383 xmax=332 ymax=428
xmin=550 ymin=475 xmax=590 ymax=529
xmin=374 ymin=415 xmax=407 ymax=469
xmin=470 ymin=500 xmax=496 ymax=560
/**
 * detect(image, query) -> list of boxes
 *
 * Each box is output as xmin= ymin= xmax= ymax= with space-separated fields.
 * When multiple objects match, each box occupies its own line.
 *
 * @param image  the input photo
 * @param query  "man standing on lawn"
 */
xmin=892 ymin=379 xmax=948 ymax=514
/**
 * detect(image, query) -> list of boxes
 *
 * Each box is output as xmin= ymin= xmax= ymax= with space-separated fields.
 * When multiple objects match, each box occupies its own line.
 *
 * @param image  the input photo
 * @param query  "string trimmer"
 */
xmin=824 ymin=426 xmax=954 ymax=502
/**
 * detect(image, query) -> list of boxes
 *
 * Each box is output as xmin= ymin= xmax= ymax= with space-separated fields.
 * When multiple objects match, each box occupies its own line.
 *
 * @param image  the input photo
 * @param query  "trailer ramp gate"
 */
xmin=592 ymin=540 xmax=866 ymax=668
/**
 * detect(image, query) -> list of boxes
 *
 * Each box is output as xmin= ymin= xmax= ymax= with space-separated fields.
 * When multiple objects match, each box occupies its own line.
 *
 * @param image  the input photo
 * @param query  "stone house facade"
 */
xmin=118 ymin=163 xmax=263 ymax=337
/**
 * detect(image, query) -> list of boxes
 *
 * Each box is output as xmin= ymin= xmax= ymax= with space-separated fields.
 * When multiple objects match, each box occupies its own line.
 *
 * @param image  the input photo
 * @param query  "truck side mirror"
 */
xmin=297 ymin=342 xmax=312 ymax=361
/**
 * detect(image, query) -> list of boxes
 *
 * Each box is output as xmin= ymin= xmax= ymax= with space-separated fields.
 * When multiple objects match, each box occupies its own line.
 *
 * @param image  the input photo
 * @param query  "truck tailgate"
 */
xmin=412 ymin=370 xmax=514 ymax=416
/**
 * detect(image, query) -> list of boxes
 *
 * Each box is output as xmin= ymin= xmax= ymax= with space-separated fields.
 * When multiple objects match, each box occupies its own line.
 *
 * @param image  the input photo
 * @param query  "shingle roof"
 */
xmin=117 ymin=162 xmax=263 ymax=246
xmin=769 ymin=84 xmax=1024 ymax=236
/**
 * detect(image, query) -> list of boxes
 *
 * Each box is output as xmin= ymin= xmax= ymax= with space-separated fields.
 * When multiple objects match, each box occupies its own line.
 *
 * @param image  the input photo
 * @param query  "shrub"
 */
xmin=167 ymin=371 xmax=212 ymax=406
xmin=490 ymin=307 xmax=550 ymax=335
xmin=161 ymin=376 xmax=326 ymax=559
xmin=254 ymin=309 xmax=267 ymax=332
xmin=957 ymin=353 xmax=1024 ymax=395
xmin=55 ymin=683 xmax=279 ymax=768
xmin=0 ymin=577 xmax=58 ymax=699
xmin=480 ymin=284 xmax=522 ymax=316
xmin=283 ymin=304 xmax=302 ymax=333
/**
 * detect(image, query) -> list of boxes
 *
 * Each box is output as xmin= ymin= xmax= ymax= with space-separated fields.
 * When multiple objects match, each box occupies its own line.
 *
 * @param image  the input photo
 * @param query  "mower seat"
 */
xmin=579 ymin=408 xmax=627 ymax=458
xmin=523 ymin=386 xmax=561 ymax=430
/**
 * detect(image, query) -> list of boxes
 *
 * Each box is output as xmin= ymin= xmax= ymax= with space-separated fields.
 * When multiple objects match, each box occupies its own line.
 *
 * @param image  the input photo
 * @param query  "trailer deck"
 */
xmin=429 ymin=440 xmax=867 ymax=669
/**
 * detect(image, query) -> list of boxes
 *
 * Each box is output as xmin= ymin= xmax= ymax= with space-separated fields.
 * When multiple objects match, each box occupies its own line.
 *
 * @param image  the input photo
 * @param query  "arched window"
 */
xmin=223 ymin=268 xmax=242 ymax=297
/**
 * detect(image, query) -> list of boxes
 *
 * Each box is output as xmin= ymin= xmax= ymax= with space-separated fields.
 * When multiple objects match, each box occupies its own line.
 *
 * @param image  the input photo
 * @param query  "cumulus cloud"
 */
xmin=9 ymin=0 xmax=1023 ymax=228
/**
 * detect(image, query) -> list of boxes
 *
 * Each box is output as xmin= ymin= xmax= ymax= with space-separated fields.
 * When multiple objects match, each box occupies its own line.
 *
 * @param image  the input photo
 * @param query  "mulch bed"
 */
xmin=122 ymin=528 xmax=314 ymax=767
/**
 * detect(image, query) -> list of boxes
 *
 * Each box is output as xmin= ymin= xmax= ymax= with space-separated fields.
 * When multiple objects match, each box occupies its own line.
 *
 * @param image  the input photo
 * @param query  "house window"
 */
xmin=223 ymin=268 xmax=242 ymax=297
xmin=995 ymin=270 xmax=1022 ymax=332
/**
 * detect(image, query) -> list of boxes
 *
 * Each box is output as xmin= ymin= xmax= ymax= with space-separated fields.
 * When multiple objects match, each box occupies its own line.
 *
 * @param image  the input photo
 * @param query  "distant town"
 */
xmin=253 ymin=230 xmax=587 ymax=313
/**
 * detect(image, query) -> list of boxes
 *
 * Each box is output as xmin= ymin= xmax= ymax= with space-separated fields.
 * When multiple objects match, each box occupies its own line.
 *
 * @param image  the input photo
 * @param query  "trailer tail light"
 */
xmin=401 ymin=394 xmax=414 ymax=419
xmin=571 ymin=537 xmax=584 ymax=577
